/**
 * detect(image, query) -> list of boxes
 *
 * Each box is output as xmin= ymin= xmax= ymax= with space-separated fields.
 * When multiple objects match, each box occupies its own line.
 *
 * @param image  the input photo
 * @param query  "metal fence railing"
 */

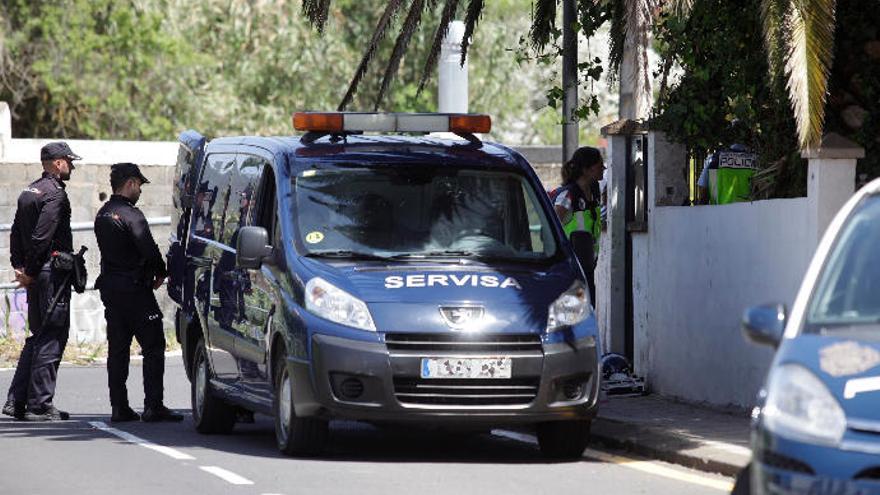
xmin=0 ymin=216 xmax=171 ymax=290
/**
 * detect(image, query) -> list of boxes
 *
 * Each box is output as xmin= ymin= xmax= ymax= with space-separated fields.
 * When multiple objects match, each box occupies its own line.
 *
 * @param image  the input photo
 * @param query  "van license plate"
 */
xmin=420 ymin=357 xmax=512 ymax=379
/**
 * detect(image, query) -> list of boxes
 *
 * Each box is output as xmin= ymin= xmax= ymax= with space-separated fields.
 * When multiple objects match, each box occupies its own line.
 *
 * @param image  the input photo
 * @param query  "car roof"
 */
xmin=204 ymin=134 xmax=529 ymax=171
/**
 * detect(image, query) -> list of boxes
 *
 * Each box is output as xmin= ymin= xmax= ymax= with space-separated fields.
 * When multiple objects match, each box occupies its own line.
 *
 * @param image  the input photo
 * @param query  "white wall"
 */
xmin=632 ymin=199 xmax=812 ymax=407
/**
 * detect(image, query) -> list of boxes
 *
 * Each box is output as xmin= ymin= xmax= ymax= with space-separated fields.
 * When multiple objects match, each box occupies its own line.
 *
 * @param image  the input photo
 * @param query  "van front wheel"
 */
xmin=536 ymin=420 xmax=591 ymax=459
xmin=191 ymin=338 xmax=236 ymax=434
xmin=273 ymin=351 xmax=328 ymax=456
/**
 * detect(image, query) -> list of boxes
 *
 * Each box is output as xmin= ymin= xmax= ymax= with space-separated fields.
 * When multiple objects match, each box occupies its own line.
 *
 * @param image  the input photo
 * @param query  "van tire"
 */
xmin=191 ymin=338 xmax=236 ymax=434
xmin=273 ymin=350 xmax=328 ymax=456
xmin=536 ymin=420 xmax=591 ymax=459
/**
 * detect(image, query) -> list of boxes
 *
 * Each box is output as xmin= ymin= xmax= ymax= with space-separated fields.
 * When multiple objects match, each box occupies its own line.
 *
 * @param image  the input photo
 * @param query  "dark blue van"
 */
xmin=166 ymin=113 xmax=600 ymax=457
xmin=742 ymin=178 xmax=880 ymax=493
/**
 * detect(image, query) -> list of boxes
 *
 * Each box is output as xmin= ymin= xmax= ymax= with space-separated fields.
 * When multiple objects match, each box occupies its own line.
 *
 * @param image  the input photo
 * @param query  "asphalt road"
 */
xmin=0 ymin=358 xmax=734 ymax=495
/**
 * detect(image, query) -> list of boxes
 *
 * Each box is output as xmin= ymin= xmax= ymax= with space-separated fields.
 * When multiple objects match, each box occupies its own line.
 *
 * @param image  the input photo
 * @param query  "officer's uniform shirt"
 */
xmin=697 ymin=143 xmax=751 ymax=188
xmin=553 ymin=181 xmax=600 ymax=225
xmin=10 ymin=172 xmax=73 ymax=277
xmin=94 ymin=195 xmax=167 ymax=291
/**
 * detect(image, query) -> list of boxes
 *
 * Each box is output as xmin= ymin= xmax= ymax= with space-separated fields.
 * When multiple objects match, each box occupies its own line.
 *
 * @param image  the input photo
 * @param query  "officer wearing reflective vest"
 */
xmin=551 ymin=146 xmax=605 ymax=302
xmin=697 ymin=143 xmax=758 ymax=205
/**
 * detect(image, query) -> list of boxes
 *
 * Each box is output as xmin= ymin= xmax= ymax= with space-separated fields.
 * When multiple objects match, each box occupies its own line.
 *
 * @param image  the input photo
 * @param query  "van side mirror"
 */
xmin=742 ymin=304 xmax=786 ymax=348
xmin=237 ymin=226 xmax=273 ymax=269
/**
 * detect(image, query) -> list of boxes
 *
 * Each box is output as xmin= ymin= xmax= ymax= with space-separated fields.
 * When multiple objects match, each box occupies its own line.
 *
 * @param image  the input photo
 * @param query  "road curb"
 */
xmin=590 ymin=417 xmax=747 ymax=478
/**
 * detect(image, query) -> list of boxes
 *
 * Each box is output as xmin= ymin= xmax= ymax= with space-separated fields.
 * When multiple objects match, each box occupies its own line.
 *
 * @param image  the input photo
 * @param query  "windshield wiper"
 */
xmin=306 ymin=250 xmax=390 ymax=261
xmin=390 ymin=250 xmax=479 ymax=259
xmin=391 ymin=250 xmax=548 ymax=263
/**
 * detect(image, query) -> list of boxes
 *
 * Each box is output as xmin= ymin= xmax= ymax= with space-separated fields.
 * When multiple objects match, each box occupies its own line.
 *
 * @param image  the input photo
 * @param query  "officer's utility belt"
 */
xmin=50 ymin=246 xmax=88 ymax=294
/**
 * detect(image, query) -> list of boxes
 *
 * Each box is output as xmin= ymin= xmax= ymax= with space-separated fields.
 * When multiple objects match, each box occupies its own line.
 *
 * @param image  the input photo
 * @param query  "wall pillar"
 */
xmin=803 ymin=133 xmax=864 ymax=246
xmin=599 ymin=120 xmax=644 ymax=356
xmin=648 ymin=131 xmax=688 ymax=207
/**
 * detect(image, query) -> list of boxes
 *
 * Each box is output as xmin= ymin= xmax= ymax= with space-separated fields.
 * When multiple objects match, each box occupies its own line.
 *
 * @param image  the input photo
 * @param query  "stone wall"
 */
xmin=0 ymin=139 xmax=178 ymax=343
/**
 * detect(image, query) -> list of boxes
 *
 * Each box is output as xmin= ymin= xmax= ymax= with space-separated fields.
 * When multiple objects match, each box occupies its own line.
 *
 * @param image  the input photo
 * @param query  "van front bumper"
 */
xmin=287 ymin=332 xmax=600 ymax=424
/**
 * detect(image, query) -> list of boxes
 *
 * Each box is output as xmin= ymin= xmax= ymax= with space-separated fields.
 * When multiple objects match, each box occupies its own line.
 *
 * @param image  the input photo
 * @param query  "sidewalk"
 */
xmin=591 ymin=394 xmax=752 ymax=477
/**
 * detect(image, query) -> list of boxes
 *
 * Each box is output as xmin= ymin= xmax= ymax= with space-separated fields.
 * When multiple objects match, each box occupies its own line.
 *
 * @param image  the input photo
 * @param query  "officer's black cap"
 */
xmin=40 ymin=141 xmax=82 ymax=162
xmin=110 ymin=162 xmax=150 ymax=185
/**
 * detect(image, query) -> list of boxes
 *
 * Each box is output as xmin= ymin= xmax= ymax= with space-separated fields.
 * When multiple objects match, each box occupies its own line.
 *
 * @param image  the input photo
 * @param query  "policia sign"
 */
xmin=707 ymin=149 xmax=758 ymax=205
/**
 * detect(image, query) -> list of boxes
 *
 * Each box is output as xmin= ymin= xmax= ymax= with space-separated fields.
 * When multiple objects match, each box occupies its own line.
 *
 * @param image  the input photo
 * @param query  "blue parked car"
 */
xmin=743 ymin=179 xmax=880 ymax=494
xmin=166 ymin=113 xmax=601 ymax=457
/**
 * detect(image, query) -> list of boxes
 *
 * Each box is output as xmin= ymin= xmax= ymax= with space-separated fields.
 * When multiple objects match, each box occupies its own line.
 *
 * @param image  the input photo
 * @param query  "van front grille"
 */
xmin=393 ymin=377 xmax=540 ymax=406
xmin=385 ymin=333 xmax=542 ymax=353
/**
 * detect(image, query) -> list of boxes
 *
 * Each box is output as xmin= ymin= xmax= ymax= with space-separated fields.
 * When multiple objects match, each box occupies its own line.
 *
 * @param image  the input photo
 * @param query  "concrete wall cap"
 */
xmin=1 ymin=138 xmax=178 ymax=166
xmin=601 ymin=119 xmax=647 ymax=137
xmin=801 ymin=133 xmax=866 ymax=160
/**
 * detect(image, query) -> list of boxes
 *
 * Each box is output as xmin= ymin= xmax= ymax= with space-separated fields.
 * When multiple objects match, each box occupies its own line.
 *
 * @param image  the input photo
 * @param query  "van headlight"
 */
xmin=546 ymin=279 xmax=591 ymax=331
xmin=763 ymin=364 xmax=846 ymax=446
xmin=305 ymin=277 xmax=376 ymax=331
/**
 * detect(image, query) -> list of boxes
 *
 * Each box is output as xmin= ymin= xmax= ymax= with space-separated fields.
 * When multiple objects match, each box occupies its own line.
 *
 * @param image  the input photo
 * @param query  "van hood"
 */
xmin=298 ymin=257 xmax=577 ymax=305
xmin=297 ymin=257 xmax=580 ymax=334
xmin=779 ymin=334 xmax=880 ymax=421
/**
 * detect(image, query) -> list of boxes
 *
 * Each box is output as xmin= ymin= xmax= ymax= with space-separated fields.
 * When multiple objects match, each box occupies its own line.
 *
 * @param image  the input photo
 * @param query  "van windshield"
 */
xmin=293 ymin=165 xmax=558 ymax=262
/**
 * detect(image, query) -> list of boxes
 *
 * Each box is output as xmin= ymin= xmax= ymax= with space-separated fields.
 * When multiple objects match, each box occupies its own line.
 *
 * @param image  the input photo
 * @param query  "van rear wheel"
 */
xmin=191 ymin=338 xmax=236 ymax=434
xmin=536 ymin=420 xmax=591 ymax=459
xmin=273 ymin=350 xmax=328 ymax=456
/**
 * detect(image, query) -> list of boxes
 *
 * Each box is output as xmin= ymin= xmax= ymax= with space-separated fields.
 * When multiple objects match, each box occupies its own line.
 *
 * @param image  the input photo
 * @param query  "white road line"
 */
xmin=88 ymin=421 xmax=195 ymax=461
xmin=491 ymin=429 xmax=734 ymax=492
xmin=200 ymin=466 xmax=255 ymax=485
xmin=582 ymin=448 xmax=734 ymax=492
xmin=698 ymin=439 xmax=753 ymax=457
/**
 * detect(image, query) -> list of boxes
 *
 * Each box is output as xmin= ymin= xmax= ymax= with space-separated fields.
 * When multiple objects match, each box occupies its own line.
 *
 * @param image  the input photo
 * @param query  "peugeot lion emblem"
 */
xmin=439 ymin=306 xmax=485 ymax=330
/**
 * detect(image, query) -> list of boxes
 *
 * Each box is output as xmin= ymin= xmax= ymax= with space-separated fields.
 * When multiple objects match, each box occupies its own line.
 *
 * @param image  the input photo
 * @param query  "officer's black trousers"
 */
xmin=100 ymin=288 xmax=165 ymax=409
xmin=6 ymin=265 xmax=71 ymax=411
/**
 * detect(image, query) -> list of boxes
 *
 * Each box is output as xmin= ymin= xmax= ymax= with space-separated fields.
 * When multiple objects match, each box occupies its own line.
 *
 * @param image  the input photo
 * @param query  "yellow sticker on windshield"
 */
xmin=305 ymin=231 xmax=324 ymax=244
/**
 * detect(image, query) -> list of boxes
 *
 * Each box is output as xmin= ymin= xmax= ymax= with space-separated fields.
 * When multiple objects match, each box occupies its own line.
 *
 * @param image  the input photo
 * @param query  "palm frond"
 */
xmin=665 ymin=0 xmax=694 ymax=18
xmin=459 ymin=0 xmax=485 ymax=66
xmin=761 ymin=0 xmax=788 ymax=82
xmin=785 ymin=0 xmax=837 ymax=149
xmin=528 ymin=0 xmax=557 ymax=50
xmin=338 ymin=0 xmax=406 ymax=111
xmin=302 ymin=0 xmax=332 ymax=33
xmin=375 ymin=0 xmax=427 ymax=110
xmin=608 ymin=0 xmax=626 ymax=79
xmin=417 ymin=0 xmax=461 ymax=95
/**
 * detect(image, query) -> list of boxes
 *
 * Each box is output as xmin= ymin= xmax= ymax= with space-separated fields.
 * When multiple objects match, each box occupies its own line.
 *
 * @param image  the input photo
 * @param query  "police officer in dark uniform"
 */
xmin=2 ymin=142 xmax=79 ymax=421
xmin=94 ymin=163 xmax=183 ymax=422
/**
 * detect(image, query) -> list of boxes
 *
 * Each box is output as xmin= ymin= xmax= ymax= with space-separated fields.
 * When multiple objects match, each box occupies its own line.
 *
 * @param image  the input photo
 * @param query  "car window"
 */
xmin=192 ymin=153 xmax=235 ymax=241
xmin=807 ymin=195 xmax=880 ymax=328
xmin=292 ymin=164 xmax=558 ymax=261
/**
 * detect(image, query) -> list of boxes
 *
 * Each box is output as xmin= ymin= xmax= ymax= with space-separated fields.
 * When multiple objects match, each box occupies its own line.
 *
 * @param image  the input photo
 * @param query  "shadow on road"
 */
xmin=0 ymin=414 xmax=603 ymax=465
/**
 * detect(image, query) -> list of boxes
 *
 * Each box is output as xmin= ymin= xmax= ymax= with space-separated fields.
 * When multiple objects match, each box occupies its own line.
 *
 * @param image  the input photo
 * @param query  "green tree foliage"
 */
xmin=0 ymin=0 xmax=568 ymax=143
xmin=824 ymin=0 xmax=880 ymax=182
xmin=652 ymin=0 xmax=880 ymax=196
xmin=652 ymin=0 xmax=804 ymax=197
xmin=0 ymin=0 xmax=203 ymax=138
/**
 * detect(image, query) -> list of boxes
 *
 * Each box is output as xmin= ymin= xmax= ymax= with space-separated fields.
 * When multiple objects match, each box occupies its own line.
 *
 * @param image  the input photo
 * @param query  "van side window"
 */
xmin=220 ymin=154 xmax=265 ymax=245
xmin=254 ymin=166 xmax=277 ymax=240
xmin=192 ymin=153 xmax=234 ymax=241
xmin=172 ymin=145 xmax=194 ymax=210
